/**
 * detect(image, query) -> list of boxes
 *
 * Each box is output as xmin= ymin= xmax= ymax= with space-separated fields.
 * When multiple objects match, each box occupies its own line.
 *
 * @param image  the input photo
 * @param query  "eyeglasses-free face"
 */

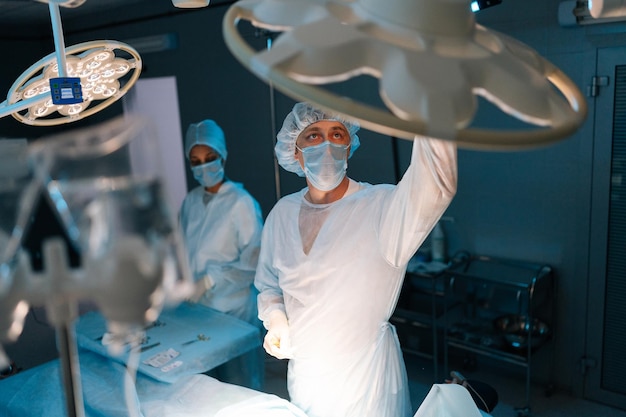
xmin=295 ymin=121 xmax=351 ymax=150
xmin=189 ymin=145 xmax=220 ymax=167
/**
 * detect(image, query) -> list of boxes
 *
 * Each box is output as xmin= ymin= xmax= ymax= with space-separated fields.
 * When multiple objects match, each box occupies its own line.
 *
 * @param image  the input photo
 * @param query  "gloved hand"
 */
xmin=187 ymin=275 xmax=215 ymax=303
xmin=263 ymin=310 xmax=294 ymax=360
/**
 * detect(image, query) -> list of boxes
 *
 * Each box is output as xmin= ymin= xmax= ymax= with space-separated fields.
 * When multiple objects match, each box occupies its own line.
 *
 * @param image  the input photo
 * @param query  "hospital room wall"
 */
xmin=0 ymin=0 xmax=615 ymax=395
xmin=465 ymin=1 xmax=620 ymax=393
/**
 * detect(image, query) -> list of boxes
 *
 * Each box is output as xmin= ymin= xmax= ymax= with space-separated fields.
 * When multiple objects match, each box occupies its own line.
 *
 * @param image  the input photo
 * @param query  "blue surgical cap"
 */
xmin=185 ymin=119 xmax=228 ymax=161
xmin=275 ymin=102 xmax=360 ymax=176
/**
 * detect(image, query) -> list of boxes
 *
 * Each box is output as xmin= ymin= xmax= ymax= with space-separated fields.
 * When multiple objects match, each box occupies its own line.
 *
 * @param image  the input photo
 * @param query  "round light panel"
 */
xmin=223 ymin=0 xmax=587 ymax=150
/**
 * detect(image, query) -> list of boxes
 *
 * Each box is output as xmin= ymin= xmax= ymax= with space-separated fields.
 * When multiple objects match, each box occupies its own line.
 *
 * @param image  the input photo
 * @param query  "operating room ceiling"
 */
xmin=0 ymin=0 xmax=231 ymax=40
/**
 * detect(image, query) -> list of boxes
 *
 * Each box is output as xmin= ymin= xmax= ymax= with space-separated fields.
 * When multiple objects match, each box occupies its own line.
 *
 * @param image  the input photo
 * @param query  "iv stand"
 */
xmin=41 ymin=238 xmax=86 ymax=417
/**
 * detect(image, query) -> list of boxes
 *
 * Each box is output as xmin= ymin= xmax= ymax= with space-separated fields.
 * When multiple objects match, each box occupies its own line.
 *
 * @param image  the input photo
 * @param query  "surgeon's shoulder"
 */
xmin=222 ymin=181 xmax=253 ymax=200
xmin=226 ymin=182 xmax=262 ymax=210
xmin=348 ymin=180 xmax=394 ymax=198
xmin=181 ymin=186 xmax=205 ymax=205
xmin=265 ymin=189 xmax=304 ymax=218
xmin=277 ymin=187 xmax=306 ymax=204
xmin=343 ymin=181 xmax=394 ymax=209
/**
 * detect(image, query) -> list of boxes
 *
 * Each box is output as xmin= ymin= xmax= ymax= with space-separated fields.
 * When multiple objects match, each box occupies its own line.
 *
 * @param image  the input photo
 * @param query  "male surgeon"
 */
xmin=255 ymin=102 xmax=457 ymax=417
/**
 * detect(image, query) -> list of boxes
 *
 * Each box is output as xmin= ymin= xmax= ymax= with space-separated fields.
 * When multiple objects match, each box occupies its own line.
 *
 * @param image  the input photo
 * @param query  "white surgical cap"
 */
xmin=185 ymin=119 xmax=228 ymax=161
xmin=275 ymin=102 xmax=360 ymax=176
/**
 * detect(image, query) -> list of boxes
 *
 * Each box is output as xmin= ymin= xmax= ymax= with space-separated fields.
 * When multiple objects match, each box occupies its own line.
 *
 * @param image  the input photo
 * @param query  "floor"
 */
xmin=262 ymin=353 xmax=626 ymax=417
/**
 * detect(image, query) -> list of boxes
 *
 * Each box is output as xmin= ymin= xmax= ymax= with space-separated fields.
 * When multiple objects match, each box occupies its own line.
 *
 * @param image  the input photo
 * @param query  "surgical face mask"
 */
xmin=192 ymin=159 xmax=224 ymax=188
xmin=297 ymin=141 xmax=348 ymax=191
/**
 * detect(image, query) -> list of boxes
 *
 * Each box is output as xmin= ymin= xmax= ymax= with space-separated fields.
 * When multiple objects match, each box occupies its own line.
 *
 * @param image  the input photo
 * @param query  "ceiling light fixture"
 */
xmin=223 ymin=0 xmax=587 ymax=150
xmin=6 ymin=41 xmax=141 ymax=126
xmin=588 ymin=0 xmax=626 ymax=17
xmin=36 ymin=0 xmax=87 ymax=7
xmin=123 ymin=33 xmax=179 ymax=54
xmin=171 ymin=0 xmax=210 ymax=8
xmin=470 ymin=0 xmax=503 ymax=12
xmin=559 ymin=0 xmax=626 ymax=25
xmin=0 ymin=1 xmax=142 ymax=126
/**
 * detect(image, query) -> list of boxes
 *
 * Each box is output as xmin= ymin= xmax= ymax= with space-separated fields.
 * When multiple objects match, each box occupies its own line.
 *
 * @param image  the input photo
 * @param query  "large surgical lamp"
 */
xmin=222 ymin=0 xmax=587 ymax=150
xmin=0 ymin=0 xmax=142 ymax=126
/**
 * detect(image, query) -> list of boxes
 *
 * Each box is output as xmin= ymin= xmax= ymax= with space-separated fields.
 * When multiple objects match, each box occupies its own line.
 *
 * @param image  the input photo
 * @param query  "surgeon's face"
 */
xmin=295 ymin=120 xmax=350 ymax=164
xmin=189 ymin=145 xmax=220 ymax=167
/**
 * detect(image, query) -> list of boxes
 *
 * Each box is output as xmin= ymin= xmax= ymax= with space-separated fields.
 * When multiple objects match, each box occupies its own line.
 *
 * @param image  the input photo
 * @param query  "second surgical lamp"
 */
xmin=222 ymin=0 xmax=587 ymax=150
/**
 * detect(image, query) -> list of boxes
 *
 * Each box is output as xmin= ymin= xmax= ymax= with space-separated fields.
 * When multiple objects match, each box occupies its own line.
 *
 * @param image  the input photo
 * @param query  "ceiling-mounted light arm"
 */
xmin=0 ymin=93 xmax=52 ymax=120
xmin=49 ymin=1 xmax=69 ymax=78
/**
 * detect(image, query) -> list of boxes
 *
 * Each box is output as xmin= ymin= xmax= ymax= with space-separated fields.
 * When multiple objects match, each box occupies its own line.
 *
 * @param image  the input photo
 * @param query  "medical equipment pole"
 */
xmin=56 ymin=324 xmax=84 ymax=417
xmin=266 ymin=34 xmax=281 ymax=202
xmin=43 ymin=239 xmax=86 ymax=417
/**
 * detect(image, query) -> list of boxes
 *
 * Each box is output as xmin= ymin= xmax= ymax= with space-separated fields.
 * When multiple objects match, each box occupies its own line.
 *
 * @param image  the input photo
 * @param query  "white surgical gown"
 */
xmin=180 ymin=180 xmax=264 ymax=389
xmin=255 ymin=137 xmax=457 ymax=417
xmin=180 ymin=180 xmax=263 ymax=322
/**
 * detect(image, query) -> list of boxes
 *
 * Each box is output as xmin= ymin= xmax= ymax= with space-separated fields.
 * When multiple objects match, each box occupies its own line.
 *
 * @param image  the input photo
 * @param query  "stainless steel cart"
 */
xmin=442 ymin=255 xmax=555 ymax=416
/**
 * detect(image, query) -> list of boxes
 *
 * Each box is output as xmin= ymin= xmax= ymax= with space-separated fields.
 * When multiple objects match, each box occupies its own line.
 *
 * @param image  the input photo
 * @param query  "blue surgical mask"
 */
xmin=192 ymin=159 xmax=224 ymax=188
xmin=297 ymin=142 xmax=348 ymax=191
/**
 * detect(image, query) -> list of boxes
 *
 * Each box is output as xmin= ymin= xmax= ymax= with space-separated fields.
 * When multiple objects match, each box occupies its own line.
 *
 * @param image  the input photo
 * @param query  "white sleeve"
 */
xmin=234 ymin=195 xmax=264 ymax=272
xmin=379 ymin=136 xmax=457 ymax=267
xmin=254 ymin=211 xmax=286 ymax=328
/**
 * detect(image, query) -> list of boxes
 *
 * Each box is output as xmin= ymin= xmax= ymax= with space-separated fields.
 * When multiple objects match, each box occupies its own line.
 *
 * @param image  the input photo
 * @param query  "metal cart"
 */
xmin=442 ymin=255 xmax=555 ymax=416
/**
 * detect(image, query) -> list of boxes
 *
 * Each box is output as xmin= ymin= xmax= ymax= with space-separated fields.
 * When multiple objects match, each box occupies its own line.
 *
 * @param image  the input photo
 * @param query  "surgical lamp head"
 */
xmin=222 ymin=0 xmax=587 ymax=150
xmin=185 ymin=119 xmax=228 ymax=162
xmin=275 ymin=102 xmax=360 ymax=176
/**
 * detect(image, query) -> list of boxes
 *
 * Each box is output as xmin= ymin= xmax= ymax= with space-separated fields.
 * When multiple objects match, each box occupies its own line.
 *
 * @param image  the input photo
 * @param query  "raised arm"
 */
xmin=379 ymin=136 xmax=457 ymax=267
